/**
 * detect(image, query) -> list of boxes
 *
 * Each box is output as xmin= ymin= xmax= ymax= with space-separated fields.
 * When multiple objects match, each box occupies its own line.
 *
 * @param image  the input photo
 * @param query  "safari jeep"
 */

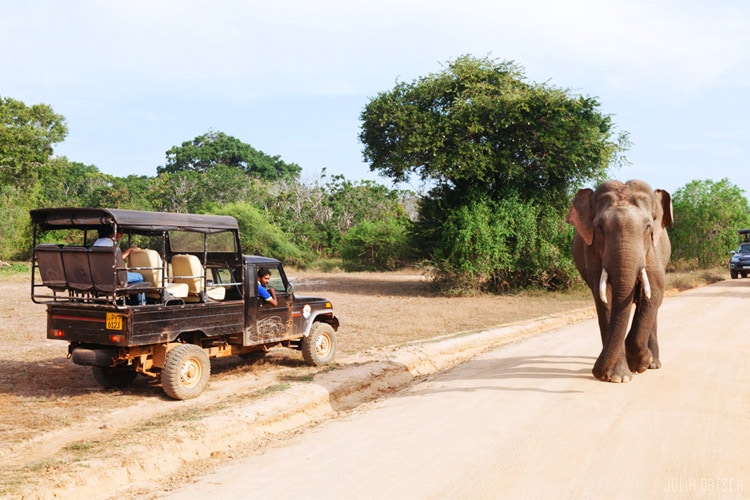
xmin=30 ymin=207 xmax=339 ymax=400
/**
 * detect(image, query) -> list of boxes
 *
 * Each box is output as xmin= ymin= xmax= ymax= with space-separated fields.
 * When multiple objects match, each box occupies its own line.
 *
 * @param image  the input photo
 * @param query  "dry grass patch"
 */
xmin=666 ymin=267 xmax=727 ymax=291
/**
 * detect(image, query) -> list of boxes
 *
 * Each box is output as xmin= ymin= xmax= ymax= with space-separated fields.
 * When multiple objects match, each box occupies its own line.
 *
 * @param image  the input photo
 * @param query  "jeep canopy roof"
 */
xmin=30 ymin=207 xmax=239 ymax=235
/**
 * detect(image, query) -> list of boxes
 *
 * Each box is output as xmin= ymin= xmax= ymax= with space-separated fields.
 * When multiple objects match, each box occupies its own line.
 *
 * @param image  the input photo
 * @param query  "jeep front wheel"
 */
xmin=161 ymin=344 xmax=210 ymax=400
xmin=301 ymin=322 xmax=336 ymax=366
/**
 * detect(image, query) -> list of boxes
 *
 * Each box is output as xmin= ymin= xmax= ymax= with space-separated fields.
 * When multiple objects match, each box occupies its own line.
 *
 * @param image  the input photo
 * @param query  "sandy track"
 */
xmin=162 ymin=279 xmax=750 ymax=499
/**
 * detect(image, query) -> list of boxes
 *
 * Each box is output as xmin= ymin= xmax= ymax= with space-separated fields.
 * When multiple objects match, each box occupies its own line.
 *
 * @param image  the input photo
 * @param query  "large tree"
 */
xmin=158 ymin=130 xmax=301 ymax=181
xmin=360 ymin=55 xmax=626 ymax=209
xmin=0 ymin=97 xmax=67 ymax=189
xmin=359 ymin=55 xmax=628 ymax=290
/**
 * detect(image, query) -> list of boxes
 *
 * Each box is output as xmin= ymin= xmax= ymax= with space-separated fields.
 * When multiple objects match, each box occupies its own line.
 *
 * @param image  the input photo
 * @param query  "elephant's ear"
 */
xmin=566 ymin=188 xmax=595 ymax=246
xmin=654 ymin=189 xmax=674 ymax=228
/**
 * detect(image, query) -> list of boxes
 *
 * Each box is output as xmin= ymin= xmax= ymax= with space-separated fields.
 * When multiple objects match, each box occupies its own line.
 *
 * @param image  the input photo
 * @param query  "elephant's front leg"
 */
xmin=626 ymin=298 xmax=661 ymax=372
xmin=593 ymin=348 xmax=632 ymax=383
xmin=593 ymin=301 xmax=634 ymax=383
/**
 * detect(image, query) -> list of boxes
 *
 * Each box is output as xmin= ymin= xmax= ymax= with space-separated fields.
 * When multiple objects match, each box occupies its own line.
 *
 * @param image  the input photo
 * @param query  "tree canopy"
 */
xmin=158 ymin=130 xmax=301 ymax=181
xmin=0 ymin=97 xmax=67 ymax=189
xmin=359 ymin=55 xmax=627 ymax=209
xmin=670 ymin=178 xmax=750 ymax=267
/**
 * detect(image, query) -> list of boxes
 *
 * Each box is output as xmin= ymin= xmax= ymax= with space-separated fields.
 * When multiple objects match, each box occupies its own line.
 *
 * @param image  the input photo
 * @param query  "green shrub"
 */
xmin=340 ymin=220 xmax=410 ymax=271
xmin=0 ymin=186 xmax=36 ymax=261
xmin=0 ymin=262 xmax=29 ymax=275
xmin=211 ymin=202 xmax=311 ymax=267
xmin=427 ymin=194 xmax=578 ymax=292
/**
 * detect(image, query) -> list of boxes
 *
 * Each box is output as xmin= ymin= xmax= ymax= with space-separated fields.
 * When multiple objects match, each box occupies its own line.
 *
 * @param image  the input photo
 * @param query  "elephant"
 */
xmin=566 ymin=179 xmax=673 ymax=383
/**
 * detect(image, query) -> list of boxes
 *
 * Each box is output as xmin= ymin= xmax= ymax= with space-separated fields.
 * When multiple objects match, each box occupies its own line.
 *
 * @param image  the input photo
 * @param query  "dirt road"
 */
xmin=163 ymin=279 xmax=750 ymax=499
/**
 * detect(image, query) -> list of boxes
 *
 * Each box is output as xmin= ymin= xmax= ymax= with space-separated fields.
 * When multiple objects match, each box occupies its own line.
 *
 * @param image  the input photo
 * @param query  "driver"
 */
xmin=256 ymin=267 xmax=278 ymax=306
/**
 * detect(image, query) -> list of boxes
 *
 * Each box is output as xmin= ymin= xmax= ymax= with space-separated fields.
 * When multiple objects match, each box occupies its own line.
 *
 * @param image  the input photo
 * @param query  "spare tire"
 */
xmin=72 ymin=347 xmax=116 ymax=366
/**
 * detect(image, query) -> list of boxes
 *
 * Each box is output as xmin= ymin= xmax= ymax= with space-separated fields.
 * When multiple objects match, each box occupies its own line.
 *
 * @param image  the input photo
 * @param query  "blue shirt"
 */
xmin=257 ymin=282 xmax=272 ymax=301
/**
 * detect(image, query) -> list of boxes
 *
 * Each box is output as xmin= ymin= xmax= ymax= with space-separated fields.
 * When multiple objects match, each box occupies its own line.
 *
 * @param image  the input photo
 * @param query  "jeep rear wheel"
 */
xmin=161 ymin=344 xmax=210 ymax=400
xmin=91 ymin=365 xmax=137 ymax=389
xmin=301 ymin=322 xmax=336 ymax=366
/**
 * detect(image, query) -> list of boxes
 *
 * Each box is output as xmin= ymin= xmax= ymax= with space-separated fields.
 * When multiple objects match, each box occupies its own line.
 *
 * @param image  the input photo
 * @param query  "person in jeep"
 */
xmin=92 ymin=226 xmax=143 ymax=281
xmin=257 ymin=267 xmax=278 ymax=306
xmin=93 ymin=226 xmax=146 ymax=305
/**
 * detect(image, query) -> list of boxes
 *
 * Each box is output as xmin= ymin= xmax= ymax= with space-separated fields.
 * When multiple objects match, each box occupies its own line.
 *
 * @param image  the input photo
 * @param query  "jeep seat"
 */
xmin=34 ymin=244 xmax=68 ymax=293
xmin=129 ymin=249 xmax=188 ymax=300
xmin=171 ymin=254 xmax=225 ymax=302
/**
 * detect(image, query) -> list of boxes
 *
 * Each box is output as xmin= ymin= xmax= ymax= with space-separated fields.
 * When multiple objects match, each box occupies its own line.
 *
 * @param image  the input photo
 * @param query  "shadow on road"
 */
xmin=408 ymin=355 xmax=597 ymax=396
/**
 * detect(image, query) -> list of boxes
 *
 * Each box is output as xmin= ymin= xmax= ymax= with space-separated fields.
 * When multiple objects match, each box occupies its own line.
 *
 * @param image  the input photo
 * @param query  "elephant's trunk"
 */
xmin=598 ymin=266 xmax=651 ymax=304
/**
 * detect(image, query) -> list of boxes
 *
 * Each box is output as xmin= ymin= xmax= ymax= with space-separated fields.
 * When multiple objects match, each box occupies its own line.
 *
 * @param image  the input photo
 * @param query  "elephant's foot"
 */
xmin=593 ymin=356 xmax=633 ymax=383
xmin=648 ymin=356 xmax=662 ymax=370
xmin=626 ymin=347 xmax=653 ymax=374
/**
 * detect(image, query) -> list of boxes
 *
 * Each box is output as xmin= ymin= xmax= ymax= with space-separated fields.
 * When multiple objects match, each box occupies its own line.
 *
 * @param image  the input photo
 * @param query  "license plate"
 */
xmin=106 ymin=313 xmax=123 ymax=330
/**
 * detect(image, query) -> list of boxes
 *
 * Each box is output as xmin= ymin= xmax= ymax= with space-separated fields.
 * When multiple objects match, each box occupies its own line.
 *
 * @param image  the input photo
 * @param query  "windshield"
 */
xmin=168 ymin=230 xmax=237 ymax=253
xmin=738 ymin=243 xmax=750 ymax=254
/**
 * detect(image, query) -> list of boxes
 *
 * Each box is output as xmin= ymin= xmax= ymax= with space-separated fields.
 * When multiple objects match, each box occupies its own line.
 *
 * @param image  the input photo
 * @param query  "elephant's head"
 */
xmin=567 ymin=179 xmax=673 ymax=305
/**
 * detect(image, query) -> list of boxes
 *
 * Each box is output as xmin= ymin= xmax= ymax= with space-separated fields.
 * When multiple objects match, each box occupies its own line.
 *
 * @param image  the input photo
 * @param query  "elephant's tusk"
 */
xmin=640 ymin=268 xmax=652 ymax=300
xmin=599 ymin=268 xmax=608 ymax=304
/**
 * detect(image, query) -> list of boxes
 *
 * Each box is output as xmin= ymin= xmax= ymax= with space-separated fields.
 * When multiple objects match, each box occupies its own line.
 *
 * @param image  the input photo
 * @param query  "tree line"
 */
xmin=2 ymin=56 xmax=749 ymax=289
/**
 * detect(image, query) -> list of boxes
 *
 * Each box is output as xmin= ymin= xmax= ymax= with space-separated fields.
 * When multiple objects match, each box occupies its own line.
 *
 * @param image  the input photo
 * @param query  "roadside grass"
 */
xmin=0 ymin=262 xmax=29 ymax=281
xmin=666 ymin=267 xmax=727 ymax=291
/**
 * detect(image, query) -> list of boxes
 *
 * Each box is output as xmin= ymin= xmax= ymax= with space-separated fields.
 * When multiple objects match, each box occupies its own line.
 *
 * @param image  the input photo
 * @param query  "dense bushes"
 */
xmin=425 ymin=194 xmax=576 ymax=292
xmin=339 ymin=220 xmax=411 ymax=271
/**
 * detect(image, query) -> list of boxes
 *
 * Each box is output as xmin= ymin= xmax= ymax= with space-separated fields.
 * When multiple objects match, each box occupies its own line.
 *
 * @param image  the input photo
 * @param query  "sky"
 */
xmin=2 ymin=0 xmax=749 ymax=197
